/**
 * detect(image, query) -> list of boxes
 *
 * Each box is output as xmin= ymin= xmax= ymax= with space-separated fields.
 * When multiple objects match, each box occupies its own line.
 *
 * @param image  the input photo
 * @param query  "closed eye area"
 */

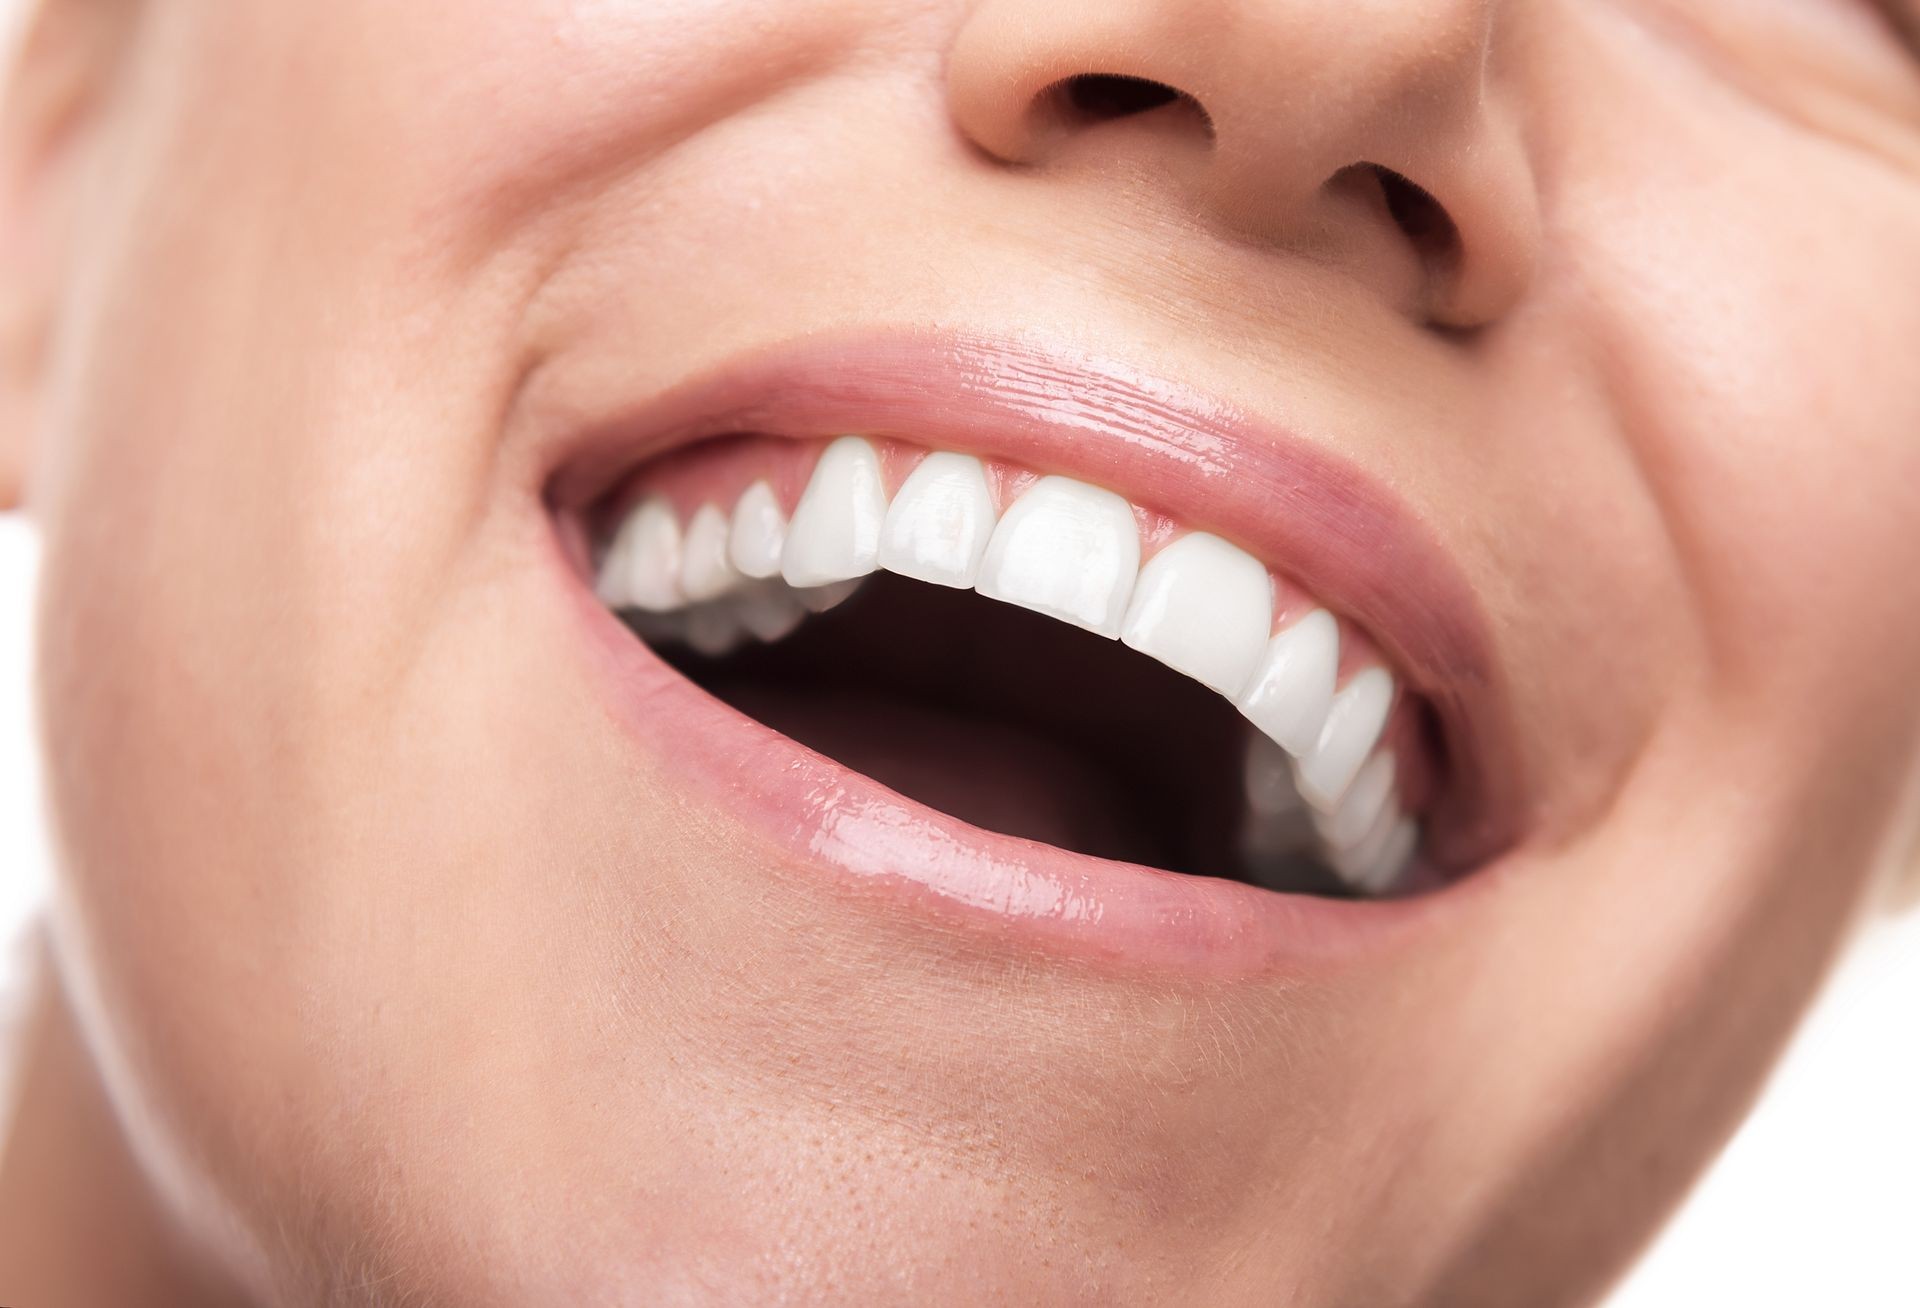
xmin=587 ymin=434 xmax=1446 ymax=899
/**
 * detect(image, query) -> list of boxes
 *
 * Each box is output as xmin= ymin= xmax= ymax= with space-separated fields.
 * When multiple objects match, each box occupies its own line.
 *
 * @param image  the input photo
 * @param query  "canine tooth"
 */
xmin=1316 ymin=750 xmax=1397 ymax=849
xmin=1120 ymin=533 xmax=1272 ymax=695
xmin=781 ymin=436 xmax=888 ymax=587
xmin=1235 ymin=610 xmax=1339 ymax=756
xmin=685 ymin=604 xmax=746 ymax=657
xmin=681 ymin=504 xmax=743 ymax=602
xmin=601 ymin=497 xmax=685 ymax=613
xmin=1297 ymin=667 xmax=1396 ymax=809
xmin=975 ymin=476 xmax=1139 ymax=638
xmin=878 ymin=452 xmax=997 ymax=588
xmin=735 ymin=582 xmax=806 ymax=643
xmin=728 ymin=480 xmax=787 ymax=580
xmin=798 ymin=579 xmax=861 ymax=613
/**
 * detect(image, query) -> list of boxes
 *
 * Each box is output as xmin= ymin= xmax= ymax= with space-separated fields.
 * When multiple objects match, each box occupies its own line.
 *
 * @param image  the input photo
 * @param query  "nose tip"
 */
xmin=947 ymin=0 xmax=1539 ymax=330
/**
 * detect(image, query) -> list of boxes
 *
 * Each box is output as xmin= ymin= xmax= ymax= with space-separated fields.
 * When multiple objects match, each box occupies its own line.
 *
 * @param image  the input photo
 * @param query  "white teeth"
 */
xmin=1330 ymin=802 xmax=1400 ymax=888
xmin=685 ymin=604 xmax=747 ymax=657
xmin=734 ymin=582 xmax=806 ymax=643
xmin=1356 ymin=818 xmax=1419 ymax=896
xmin=1120 ymin=533 xmax=1273 ymax=696
xmin=1316 ymin=750 xmax=1397 ymax=849
xmin=728 ymin=480 xmax=787 ymax=580
xmin=975 ymin=476 xmax=1140 ymax=638
xmin=680 ymin=504 xmax=743 ymax=603
xmin=1297 ymin=667 xmax=1396 ymax=809
xmin=599 ymin=497 xmax=685 ymax=613
xmin=1235 ymin=609 xmax=1339 ymax=757
xmin=1334 ymin=812 xmax=1418 ymax=896
xmin=600 ymin=443 xmax=1421 ymax=898
xmin=781 ymin=436 xmax=888 ymax=588
xmin=878 ymin=452 xmax=998 ymax=589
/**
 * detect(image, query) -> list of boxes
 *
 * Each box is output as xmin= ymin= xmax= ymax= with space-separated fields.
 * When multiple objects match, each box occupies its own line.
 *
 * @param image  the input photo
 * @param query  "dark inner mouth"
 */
xmin=644 ymin=572 xmax=1352 ymax=895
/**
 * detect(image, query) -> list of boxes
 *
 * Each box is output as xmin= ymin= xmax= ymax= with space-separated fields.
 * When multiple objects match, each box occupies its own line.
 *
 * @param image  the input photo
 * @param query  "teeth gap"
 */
xmin=592 ymin=438 xmax=1426 ymax=899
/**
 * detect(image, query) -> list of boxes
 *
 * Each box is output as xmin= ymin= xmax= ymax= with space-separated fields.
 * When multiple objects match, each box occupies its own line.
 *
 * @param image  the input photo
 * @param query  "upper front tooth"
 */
xmin=1120 ymin=532 xmax=1272 ymax=695
xmin=781 ymin=436 xmax=889 ymax=588
xmin=681 ymin=504 xmax=743 ymax=602
xmin=1297 ymin=667 xmax=1396 ymax=809
xmin=728 ymin=480 xmax=787 ymax=580
xmin=1235 ymin=609 xmax=1339 ymax=756
xmin=878 ymin=452 xmax=997 ymax=589
xmin=599 ymin=497 xmax=685 ymax=612
xmin=975 ymin=476 xmax=1140 ymax=638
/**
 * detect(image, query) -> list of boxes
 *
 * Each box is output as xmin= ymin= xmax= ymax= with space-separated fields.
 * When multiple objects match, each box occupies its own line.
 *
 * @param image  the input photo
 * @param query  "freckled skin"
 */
xmin=1 ymin=1 xmax=1919 ymax=1305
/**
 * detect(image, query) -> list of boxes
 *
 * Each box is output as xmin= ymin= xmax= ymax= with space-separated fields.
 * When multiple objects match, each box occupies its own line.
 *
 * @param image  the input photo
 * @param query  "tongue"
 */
xmin=723 ymin=684 xmax=1162 ymax=861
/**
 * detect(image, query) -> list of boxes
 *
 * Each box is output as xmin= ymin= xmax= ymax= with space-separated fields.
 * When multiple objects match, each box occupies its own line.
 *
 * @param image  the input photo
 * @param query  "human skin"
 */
xmin=0 ymin=0 xmax=1918 ymax=1303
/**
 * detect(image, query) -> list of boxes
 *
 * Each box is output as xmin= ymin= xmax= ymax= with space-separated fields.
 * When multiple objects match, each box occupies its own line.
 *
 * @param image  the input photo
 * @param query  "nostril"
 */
xmin=1056 ymin=74 xmax=1209 ymax=133
xmin=1368 ymin=165 xmax=1459 ymax=274
xmin=1064 ymin=73 xmax=1178 ymax=119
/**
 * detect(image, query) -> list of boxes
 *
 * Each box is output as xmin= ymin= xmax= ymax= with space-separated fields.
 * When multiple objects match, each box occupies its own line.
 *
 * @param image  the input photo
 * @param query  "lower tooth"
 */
xmin=735 ymin=582 xmax=806 ymax=642
xmin=685 ymin=605 xmax=746 ymax=657
xmin=1331 ymin=804 xmax=1403 ymax=891
xmin=625 ymin=610 xmax=688 ymax=646
xmin=1244 ymin=732 xmax=1306 ymax=818
xmin=1352 ymin=819 xmax=1419 ymax=897
xmin=798 ymin=579 xmax=861 ymax=613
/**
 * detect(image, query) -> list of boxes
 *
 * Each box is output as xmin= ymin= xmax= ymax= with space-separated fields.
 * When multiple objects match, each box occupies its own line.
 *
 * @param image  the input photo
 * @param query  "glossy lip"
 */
xmin=541 ymin=330 xmax=1525 ymax=976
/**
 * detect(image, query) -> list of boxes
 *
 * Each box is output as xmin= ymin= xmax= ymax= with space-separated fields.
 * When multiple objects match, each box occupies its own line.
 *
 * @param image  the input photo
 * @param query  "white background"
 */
xmin=1 ymin=4 xmax=1916 ymax=1301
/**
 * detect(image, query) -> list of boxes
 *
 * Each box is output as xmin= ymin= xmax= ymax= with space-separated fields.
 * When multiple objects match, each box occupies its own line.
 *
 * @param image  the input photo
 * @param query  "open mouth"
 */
xmin=581 ymin=431 xmax=1440 ymax=901
xmin=540 ymin=335 xmax=1520 ymax=967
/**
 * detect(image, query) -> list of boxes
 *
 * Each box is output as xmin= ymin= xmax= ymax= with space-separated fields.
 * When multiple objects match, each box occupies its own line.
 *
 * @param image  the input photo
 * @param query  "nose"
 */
xmin=947 ymin=0 xmax=1539 ymax=329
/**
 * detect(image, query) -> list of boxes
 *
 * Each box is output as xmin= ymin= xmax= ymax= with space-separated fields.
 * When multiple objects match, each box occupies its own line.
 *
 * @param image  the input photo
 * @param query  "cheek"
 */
xmin=1556 ymin=94 xmax=1920 ymax=748
xmin=246 ymin=0 xmax=883 ymax=264
xmin=26 ymin=0 xmax=908 ymax=1253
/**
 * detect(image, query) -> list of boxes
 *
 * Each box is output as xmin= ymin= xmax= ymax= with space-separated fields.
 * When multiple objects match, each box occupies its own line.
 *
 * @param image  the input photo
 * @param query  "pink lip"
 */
xmin=543 ymin=330 xmax=1522 ymax=976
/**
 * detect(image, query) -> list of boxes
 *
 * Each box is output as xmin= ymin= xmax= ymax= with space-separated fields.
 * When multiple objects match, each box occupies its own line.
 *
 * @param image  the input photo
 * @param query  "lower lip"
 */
xmin=560 ymin=547 xmax=1464 ymax=982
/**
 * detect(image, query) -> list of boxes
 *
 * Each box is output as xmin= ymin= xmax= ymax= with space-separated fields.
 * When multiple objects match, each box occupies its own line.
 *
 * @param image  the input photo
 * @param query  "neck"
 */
xmin=0 ymin=933 xmax=250 ymax=1307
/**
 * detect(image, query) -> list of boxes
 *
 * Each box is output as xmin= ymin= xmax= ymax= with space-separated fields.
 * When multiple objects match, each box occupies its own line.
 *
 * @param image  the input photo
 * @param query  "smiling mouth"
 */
xmin=591 ymin=433 xmax=1428 ymax=899
xmin=543 ymin=334 xmax=1520 ymax=969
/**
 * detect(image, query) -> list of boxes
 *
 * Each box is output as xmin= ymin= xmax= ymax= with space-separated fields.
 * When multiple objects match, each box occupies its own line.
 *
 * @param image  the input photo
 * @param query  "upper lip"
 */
xmin=541 ymin=328 xmax=1524 ymax=873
